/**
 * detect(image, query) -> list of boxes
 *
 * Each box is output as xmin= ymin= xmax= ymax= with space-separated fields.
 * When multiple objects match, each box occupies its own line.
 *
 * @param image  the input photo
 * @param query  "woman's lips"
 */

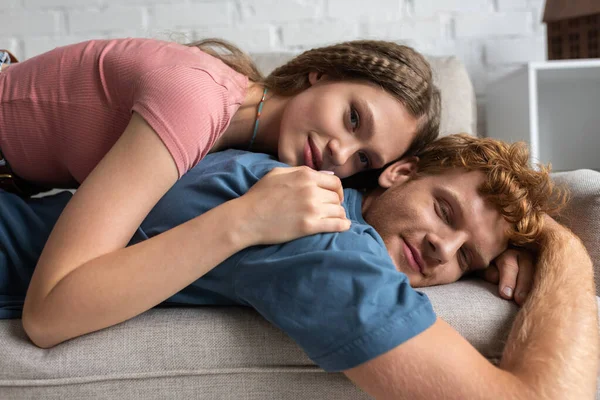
xmin=304 ymin=140 xmax=315 ymax=169
xmin=305 ymin=136 xmax=322 ymax=170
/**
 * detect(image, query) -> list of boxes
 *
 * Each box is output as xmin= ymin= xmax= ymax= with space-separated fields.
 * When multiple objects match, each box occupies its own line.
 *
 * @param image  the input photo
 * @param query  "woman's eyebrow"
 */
xmin=356 ymin=98 xmax=375 ymax=138
xmin=356 ymin=98 xmax=388 ymax=166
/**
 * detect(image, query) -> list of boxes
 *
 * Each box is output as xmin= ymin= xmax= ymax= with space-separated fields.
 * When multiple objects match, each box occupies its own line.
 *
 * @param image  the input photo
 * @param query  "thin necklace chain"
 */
xmin=248 ymin=87 xmax=268 ymax=150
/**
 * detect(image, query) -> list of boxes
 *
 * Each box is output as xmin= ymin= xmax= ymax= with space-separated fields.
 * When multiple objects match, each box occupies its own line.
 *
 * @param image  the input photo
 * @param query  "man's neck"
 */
xmin=361 ymin=188 xmax=384 ymax=215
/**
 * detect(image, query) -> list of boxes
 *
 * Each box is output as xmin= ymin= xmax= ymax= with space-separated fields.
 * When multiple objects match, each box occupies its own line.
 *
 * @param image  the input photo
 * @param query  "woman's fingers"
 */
xmin=303 ymin=167 xmax=345 ymax=203
xmin=312 ymin=216 xmax=352 ymax=233
xmin=314 ymin=203 xmax=348 ymax=220
xmin=272 ymin=166 xmax=345 ymax=203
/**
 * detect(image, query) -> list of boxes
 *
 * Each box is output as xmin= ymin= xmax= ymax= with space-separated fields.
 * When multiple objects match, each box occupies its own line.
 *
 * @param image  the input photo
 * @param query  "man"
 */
xmin=1 ymin=134 xmax=597 ymax=399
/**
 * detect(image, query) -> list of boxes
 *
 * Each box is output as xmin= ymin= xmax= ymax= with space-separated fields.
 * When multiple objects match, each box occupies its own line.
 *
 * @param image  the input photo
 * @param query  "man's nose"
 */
xmin=425 ymin=230 xmax=467 ymax=266
xmin=327 ymin=138 xmax=358 ymax=167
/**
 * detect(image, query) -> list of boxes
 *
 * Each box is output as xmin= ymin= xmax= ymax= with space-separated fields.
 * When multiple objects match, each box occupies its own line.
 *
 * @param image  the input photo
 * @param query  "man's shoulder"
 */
xmin=178 ymin=150 xmax=286 ymax=193
xmin=232 ymin=206 xmax=434 ymax=373
xmin=200 ymin=150 xmax=286 ymax=179
xmin=241 ymin=216 xmax=395 ymax=273
xmin=333 ymin=220 xmax=390 ymax=258
xmin=338 ymin=190 xmax=390 ymax=258
xmin=147 ymin=151 xmax=285 ymax=229
xmin=196 ymin=151 xmax=393 ymax=263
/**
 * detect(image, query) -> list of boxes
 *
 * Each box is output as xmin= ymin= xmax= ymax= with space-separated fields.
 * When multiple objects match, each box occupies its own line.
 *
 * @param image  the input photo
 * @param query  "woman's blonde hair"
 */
xmin=416 ymin=134 xmax=569 ymax=245
xmin=187 ymin=38 xmax=441 ymax=157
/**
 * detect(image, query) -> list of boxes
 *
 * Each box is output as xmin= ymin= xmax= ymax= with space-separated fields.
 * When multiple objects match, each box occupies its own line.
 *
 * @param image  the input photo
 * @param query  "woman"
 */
xmin=0 ymin=37 xmax=440 ymax=347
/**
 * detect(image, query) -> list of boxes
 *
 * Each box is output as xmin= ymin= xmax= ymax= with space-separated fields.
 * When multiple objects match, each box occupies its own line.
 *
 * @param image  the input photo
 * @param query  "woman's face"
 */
xmin=277 ymin=73 xmax=419 ymax=178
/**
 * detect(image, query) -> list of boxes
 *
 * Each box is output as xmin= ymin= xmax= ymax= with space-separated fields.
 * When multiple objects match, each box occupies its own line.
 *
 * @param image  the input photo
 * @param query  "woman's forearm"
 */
xmin=23 ymin=164 xmax=349 ymax=349
xmin=24 ymin=198 xmax=253 ymax=348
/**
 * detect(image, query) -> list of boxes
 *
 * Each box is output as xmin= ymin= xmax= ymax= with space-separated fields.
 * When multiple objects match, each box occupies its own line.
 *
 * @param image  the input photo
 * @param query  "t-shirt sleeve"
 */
xmin=232 ymin=240 xmax=437 ymax=372
xmin=137 ymin=151 xmax=285 ymax=241
xmin=132 ymin=65 xmax=236 ymax=177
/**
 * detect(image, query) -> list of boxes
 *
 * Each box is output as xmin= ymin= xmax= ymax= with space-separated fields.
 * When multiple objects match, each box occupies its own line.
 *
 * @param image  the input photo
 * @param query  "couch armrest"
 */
xmin=551 ymin=169 xmax=600 ymax=295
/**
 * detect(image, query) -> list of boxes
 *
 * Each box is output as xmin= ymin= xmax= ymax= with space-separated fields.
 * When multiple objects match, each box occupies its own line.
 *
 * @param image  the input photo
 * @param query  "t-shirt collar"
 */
xmin=343 ymin=189 xmax=368 ymax=225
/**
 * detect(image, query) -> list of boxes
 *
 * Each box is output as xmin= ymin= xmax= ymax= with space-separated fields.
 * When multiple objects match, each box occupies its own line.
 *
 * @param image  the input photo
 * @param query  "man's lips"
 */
xmin=304 ymin=136 xmax=322 ymax=170
xmin=403 ymin=240 xmax=424 ymax=275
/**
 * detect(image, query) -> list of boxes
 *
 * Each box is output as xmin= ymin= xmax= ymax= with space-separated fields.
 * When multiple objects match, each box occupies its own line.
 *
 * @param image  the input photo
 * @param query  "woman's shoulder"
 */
xmin=100 ymin=37 xmax=247 ymax=89
xmin=21 ymin=38 xmax=197 ymax=76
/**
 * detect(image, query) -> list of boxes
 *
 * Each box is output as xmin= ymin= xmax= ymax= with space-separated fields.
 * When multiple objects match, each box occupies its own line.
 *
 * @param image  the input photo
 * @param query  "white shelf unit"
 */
xmin=486 ymin=59 xmax=600 ymax=172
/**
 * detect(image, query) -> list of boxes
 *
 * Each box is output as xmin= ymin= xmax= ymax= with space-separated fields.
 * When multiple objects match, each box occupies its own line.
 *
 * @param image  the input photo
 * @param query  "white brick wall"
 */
xmin=455 ymin=12 xmax=533 ymax=38
xmin=414 ymin=0 xmax=494 ymax=15
xmin=328 ymin=0 xmax=401 ymax=21
xmin=0 ymin=0 xmax=549 ymax=136
xmin=69 ymin=7 xmax=145 ymax=34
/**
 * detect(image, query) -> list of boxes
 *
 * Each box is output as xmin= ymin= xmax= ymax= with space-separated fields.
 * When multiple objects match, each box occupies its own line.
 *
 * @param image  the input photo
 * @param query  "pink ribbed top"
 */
xmin=0 ymin=38 xmax=248 ymax=186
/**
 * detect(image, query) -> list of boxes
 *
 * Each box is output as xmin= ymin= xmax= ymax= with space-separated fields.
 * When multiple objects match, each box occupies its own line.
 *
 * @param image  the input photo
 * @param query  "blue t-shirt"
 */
xmin=0 ymin=150 xmax=436 ymax=372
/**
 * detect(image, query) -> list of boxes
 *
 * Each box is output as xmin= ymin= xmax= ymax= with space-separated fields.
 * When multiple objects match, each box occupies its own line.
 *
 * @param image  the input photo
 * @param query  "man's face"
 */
xmin=362 ymin=160 xmax=511 ymax=288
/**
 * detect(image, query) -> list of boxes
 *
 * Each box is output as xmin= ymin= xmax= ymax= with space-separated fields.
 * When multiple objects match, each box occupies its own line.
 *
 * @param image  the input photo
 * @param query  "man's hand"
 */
xmin=480 ymin=215 xmax=585 ymax=306
xmin=479 ymin=248 xmax=535 ymax=306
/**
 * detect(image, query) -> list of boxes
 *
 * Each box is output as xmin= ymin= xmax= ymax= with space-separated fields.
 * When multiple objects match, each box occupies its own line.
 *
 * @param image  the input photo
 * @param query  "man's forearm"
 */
xmin=500 ymin=228 xmax=599 ymax=399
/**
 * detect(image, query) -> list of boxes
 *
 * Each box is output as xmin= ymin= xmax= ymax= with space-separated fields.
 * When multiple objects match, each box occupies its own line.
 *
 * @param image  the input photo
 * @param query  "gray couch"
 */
xmin=1 ymin=53 xmax=598 ymax=400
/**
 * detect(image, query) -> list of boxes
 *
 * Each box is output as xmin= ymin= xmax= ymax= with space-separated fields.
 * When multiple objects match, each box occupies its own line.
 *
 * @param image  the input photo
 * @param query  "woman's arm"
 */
xmin=22 ymin=112 xmax=349 ymax=348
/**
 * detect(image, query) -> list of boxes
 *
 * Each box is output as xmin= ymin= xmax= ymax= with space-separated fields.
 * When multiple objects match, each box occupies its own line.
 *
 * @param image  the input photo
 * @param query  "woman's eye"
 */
xmin=358 ymin=152 xmax=370 ymax=167
xmin=349 ymin=107 xmax=360 ymax=131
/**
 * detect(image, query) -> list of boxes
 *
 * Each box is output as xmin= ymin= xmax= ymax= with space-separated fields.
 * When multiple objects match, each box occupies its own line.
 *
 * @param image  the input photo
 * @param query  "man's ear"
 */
xmin=378 ymin=157 xmax=419 ymax=189
xmin=308 ymin=71 xmax=327 ymax=85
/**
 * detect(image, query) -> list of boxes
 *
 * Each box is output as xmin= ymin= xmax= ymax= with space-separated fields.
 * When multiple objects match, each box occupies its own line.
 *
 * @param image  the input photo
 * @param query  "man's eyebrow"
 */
xmin=440 ymin=187 xmax=490 ymax=270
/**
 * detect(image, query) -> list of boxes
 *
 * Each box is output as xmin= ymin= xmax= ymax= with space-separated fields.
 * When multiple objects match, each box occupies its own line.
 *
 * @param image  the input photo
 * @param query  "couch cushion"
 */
xmin=551 ymin=169 xmax=600 ymax=295
xmin=1 ymin=286 xmax=598 ymax=398
xmin=251 ymin=51 xmax=477 ymax=137
xmin=420 ymin=279 xmax=517 ymax=361
xmin=0 ymin=281 xmax=514 ymax=386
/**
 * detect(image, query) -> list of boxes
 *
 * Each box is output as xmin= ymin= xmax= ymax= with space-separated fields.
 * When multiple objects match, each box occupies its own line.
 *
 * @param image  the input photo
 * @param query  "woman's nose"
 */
xmin=328 ymin=139 xmax=358 ymax=167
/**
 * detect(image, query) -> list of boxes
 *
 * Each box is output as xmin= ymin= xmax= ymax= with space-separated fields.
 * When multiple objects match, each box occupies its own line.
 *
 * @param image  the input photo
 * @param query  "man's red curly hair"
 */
xmin=415 ymin=134 xmax=568 ymax=246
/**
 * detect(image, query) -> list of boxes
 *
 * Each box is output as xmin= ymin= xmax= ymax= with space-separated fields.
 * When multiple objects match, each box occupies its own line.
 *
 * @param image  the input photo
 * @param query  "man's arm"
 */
xmin=345 ymin=219 xmax=598 ymax=400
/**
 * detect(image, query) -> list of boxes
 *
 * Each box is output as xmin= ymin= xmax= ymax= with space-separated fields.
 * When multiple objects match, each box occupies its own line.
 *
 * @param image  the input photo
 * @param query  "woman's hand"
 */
xmin=235 ymin=166 xmax=351 ymax=245
xmin=480 ymin=248 xmax=535 ymax=306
